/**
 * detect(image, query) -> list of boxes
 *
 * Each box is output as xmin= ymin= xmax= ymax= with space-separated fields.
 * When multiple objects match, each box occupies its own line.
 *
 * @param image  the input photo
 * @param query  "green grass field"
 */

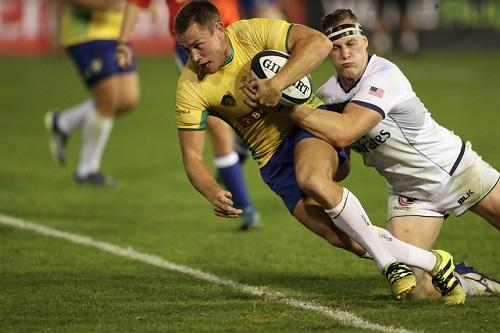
xmin=0 ymin=51 xmax=499 ymax=332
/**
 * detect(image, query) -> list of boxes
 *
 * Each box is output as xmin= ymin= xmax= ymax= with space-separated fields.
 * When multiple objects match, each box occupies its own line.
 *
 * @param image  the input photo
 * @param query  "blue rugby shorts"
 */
xmin=66 ymin=40 xmax=136 ymax=88
xmin=260 ymin=127 xmax=347 ymax=214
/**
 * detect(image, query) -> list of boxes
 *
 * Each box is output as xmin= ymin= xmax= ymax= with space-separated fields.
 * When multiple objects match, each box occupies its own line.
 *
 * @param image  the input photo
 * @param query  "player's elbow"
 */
xmin=334 ymin=137 xmax=353 ymax=149
xmin=325 ymin=131 xmax=355 ymax=149
xmin=317 ymin=35 xmax=332 ymax=58
xmin=302 ymin=33 xmax=331 ymax=60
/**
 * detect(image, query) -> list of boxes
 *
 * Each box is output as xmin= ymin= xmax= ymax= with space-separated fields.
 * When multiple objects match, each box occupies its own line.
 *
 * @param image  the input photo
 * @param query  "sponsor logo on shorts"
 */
xmin=380 ymin=232 xmax=393 ymax=242
xmin=398 ymin=196 xmax=417 ymax=207
xmin=457 ymin=189 xmax=474 ymax=205
xmin=90 ymin=58 xmax=103 ymax=73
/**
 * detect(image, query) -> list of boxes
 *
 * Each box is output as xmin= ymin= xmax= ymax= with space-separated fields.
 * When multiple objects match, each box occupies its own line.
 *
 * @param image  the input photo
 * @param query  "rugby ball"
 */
xmin=251 ymin=50 xmax=312 ymax=106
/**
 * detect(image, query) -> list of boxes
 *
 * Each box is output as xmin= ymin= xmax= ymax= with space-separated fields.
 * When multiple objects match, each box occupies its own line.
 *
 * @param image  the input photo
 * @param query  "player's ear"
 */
xmin=215 ymin=21 xmax=224 ymax=33
xmin=213 ymin=21 xmax=224 ymax=40
xmin=362 ymin=35 xmax=368 ymax=49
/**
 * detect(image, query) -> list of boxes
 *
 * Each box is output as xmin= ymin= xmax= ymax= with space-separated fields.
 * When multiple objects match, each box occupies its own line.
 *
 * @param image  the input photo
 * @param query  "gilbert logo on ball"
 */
xmin=251 ymin=50 xmax=312 ymax=106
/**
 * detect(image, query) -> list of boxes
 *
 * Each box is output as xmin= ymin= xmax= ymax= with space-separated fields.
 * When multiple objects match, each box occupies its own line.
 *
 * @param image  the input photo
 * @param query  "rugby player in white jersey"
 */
xmin=290 ymin=8 xmax=500 ymax=299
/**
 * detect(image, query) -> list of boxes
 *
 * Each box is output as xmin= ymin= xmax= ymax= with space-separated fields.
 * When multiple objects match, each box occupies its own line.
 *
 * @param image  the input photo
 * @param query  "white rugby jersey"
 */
xmin=316 ymin=55 xmax=466 ymax=199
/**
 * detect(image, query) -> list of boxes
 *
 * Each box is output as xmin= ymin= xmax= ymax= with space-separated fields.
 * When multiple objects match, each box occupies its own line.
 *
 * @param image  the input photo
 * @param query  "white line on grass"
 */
xmin=0 ymin=214 xmax=416 ymax=333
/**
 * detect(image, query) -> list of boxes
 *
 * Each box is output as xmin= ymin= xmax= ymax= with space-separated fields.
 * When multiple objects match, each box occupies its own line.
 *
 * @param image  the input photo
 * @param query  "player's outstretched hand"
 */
xmin=116 ymin=43 xmax=133 ymax=68
xmin=212 ymin=190 xmax=243 ymax=218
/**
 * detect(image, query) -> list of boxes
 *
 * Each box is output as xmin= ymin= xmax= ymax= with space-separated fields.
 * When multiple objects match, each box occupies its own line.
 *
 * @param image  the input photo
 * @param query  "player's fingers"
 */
xmin=213 ymin=206 xmax=242 ymax=218
xmin=243 ymin=82 xmax=258 ymax=99
xmin=217 ymin=191 xmax=233 ymax=203
xmin=223 ymin=191 xmax=233 ymax=199
xmin=116 ymin=44 xmax=133 ymax=68
xmin=214 ymin=200 xmax=232 ymax=212
xmin=118 ymin=59 xmax=129 ymax=69
xmin=116 ymin=52 xmax=129 ymax=69
xmin=244 ymin=80 xmax=258 ymax=93
xmin=242 ymin=83 xmax=260 ymax=109
xmin=213 ymin=209 xmax=226 ymax=217
xmin=243 ymin=96 xmax=258 ymax=109
xmin=232 ymin=207 xmax=244 ymax=216
xmin=242 ymin=90 xmax=258 ymax=104
xmin=249 ymin=79 xmax=260 ymax=90
xmin=213 ymin=195 xmax=232 ymax=212
xmin=221 ymin=205 xmax=243 ymax=216
xmin=116 ymin=53 xmax=124 ymax=68
xmin=222 ymin=206 xmax=243 ymax=217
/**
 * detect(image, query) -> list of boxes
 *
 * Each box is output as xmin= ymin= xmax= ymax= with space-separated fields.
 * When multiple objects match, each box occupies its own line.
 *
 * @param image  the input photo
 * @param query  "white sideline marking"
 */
xmin=0 ymin=214 xmax=416 ymax=333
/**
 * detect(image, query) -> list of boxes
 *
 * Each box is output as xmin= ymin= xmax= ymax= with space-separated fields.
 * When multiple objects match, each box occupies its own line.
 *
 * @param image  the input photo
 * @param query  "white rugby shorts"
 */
xmin=387 ymin=142 xmax=499 ymax=219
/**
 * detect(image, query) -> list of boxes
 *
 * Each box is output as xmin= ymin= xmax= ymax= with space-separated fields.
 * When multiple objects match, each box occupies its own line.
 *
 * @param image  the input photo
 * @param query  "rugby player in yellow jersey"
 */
xmin=174 ymin=1 xmax=465 ymax=303
xmin=44 ymin=0 xmax=139 ymax=186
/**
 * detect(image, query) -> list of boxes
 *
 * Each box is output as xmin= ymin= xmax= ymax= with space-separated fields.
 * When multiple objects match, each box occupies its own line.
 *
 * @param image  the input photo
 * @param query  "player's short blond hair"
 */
xmin=174 ymin=1 xmax=221 ymax=35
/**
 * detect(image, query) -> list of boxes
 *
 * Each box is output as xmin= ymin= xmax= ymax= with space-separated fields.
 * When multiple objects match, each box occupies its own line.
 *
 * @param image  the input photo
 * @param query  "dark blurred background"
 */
xmin=1 ymin=0 xmax=499 ymax=57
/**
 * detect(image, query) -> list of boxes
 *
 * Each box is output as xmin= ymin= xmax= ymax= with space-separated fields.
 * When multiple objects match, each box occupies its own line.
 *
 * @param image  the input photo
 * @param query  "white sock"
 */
xmin=213 ymin=151 xmax=239 ymax=168
xmin=374 ymin=226 xmax=437 ymax=272
xmin=76 ymin=109 xmax=113 ymax=176
xmin=58 ymin=98 xmax=94 ymax=134
xmin=325 ymin=188 xmax=396 ymax=271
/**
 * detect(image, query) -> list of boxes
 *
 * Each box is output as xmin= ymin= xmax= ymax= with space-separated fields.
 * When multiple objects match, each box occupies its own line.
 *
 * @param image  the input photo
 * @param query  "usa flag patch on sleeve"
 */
xmin=369 ymin=86 xmax=384 ymax=98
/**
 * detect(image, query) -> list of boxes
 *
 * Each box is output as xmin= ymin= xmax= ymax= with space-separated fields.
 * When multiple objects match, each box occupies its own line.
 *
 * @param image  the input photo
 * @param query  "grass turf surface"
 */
xmin=0 ymin=51 xmax=499 ymax=332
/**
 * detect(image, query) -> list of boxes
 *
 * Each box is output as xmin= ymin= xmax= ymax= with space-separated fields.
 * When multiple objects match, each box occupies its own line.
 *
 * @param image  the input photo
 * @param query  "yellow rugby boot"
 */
xmin=430 ymin=250 xmax=466 ymax=305
xmin=383 ymin=262 xmax=417 ymax=300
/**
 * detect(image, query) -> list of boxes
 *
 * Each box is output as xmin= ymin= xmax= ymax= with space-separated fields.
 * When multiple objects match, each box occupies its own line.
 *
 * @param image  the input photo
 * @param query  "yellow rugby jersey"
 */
xmin=60 ymin=3 xmax=123 ymax=47
xmin=176 ymin=18 xmax=322 ymax=167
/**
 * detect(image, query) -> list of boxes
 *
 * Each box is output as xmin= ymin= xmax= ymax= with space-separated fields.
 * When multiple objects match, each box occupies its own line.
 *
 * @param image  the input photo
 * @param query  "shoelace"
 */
xmin=432 ymin=260 xmax=456 ymax=294
xmin=385 ymin=263 xmax=412 ymax=281
xmin=456 ymin=262 xmax=500 ymax=284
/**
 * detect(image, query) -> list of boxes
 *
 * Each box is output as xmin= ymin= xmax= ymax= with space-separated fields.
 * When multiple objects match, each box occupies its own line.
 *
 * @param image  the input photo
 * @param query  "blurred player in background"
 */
xmin=116 ymin=0 xmax=260 ymax=230
xmin=45 ymin=0 xmax=139 ymax=186
xmin=372 ymin=0 xmax=419 ymax=54
xmin=238 ymin=0 xmax=283 ymax=19
xmin=289 ymin=8 xmax=499 ymax=300
xmin=175 ymin=1 xmax=466 ymax=304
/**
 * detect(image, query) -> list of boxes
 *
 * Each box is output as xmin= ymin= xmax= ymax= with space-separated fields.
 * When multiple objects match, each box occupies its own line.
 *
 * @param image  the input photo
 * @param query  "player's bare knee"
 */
xmin=122 ymin=92 xmax=140 ymax=111
xmin=115 ymin=96 xmax=139 ymax=116
xmin=296 ymin=171 xmax=327 ymax=198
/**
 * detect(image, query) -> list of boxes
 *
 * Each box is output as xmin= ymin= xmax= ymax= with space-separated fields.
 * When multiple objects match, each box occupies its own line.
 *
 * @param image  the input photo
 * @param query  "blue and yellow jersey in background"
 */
xmin=60 ymin=3 xmax=124 ymax=47
xmin=176 ymin=18 xmax=322 ymax=167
